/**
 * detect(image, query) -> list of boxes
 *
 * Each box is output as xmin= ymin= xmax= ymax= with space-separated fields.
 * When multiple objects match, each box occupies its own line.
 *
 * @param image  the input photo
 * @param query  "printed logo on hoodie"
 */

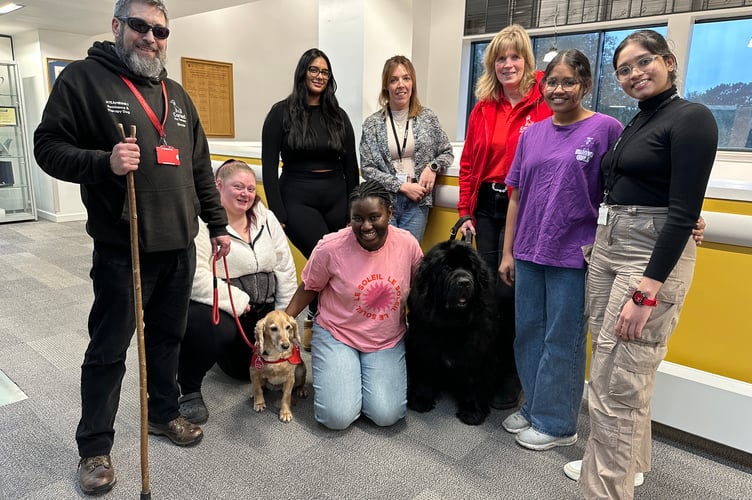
xmin=170 ymin=99 xmax=187 ymax=128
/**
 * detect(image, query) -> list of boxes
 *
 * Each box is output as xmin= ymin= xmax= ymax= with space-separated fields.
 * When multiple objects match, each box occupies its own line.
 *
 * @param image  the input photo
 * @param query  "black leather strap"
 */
xmin=449 ymin=215 xmax=474 ymax=245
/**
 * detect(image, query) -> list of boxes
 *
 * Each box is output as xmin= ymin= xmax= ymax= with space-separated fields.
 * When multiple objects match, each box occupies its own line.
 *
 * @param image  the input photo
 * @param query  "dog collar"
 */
xmin=251 ymin=344 xmax=302 ymax=370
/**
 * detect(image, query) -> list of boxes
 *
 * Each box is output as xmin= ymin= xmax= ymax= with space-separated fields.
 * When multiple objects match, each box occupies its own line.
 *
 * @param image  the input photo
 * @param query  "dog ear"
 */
xmin=288 ymin=313 xmax=302 ymax=346
xmin=254 ymin=317 xmax=266 ymax=353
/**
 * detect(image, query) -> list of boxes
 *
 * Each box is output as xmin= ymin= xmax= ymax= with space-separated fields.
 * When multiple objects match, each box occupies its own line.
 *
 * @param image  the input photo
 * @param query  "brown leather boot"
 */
xmin=78 ymin=455 xmax=116 ymax=495
xmin=148 ymin=416 xmax=203 ymax=446
xmin=302 ymin=319 xmax=313 ymax=351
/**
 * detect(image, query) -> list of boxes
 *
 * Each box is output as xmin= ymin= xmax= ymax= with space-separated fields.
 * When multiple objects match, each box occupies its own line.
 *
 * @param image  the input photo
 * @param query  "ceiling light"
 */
xmin=543 ymin=48 xmax=558 ymax=63
xmin=0 ymin=3 xmax=24 ymax=15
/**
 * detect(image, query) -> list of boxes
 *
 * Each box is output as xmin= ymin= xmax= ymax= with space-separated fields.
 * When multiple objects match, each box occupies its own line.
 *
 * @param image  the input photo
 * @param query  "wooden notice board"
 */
xmin=181 ymin=57 xmax=235 ymax=137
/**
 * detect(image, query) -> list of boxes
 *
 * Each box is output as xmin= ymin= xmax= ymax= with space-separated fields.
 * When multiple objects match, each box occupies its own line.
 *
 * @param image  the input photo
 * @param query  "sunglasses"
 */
xmin=117 ymin=17 xmax=170 ymax=40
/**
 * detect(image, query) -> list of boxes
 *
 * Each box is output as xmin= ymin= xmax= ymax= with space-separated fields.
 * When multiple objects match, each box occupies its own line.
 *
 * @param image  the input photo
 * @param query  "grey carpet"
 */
xmin=0 ymin=219 xmax=750 ymax=499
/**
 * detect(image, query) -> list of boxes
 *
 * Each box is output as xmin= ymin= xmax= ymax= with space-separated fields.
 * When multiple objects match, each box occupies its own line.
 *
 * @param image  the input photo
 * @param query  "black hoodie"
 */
xmin=34 ymin=41 xmax=227 ymax=252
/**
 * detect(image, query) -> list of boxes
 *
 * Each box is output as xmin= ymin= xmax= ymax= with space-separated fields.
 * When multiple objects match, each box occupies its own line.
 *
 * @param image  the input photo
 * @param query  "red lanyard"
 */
xmin=119 ymin=75 xmax=168 ymax=143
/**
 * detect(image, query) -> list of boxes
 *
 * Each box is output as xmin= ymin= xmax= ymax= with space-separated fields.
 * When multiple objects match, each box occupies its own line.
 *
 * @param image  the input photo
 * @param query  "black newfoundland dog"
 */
xmin=406 ymin=239 xmax=504 ymax=425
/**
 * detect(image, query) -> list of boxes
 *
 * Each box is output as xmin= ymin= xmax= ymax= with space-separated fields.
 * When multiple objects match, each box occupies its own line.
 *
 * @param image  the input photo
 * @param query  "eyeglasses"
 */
xmin=307 ymin=66 xmax=331 ymax=79
xmin=117 ymin=17 xmax=170 ymax=40
xmin=544 ymin=78 xmax=579 ymax=91
xmin=614 ymin=55 xmax=661 ymax=80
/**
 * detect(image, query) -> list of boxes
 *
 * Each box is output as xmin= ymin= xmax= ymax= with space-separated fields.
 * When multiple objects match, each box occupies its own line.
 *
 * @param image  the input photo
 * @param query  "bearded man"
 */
xmin=33 ymin=0 xmax=231 ymax=495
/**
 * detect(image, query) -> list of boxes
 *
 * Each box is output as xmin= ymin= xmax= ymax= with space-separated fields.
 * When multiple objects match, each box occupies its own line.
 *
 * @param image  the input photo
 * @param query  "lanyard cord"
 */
xmin=212 ymin=254 xmax=254 ymax=350
xmin=387 ymin=105 xmax=410 ymax=164
xmin=119 ymin=75 xmax=168 ymax=144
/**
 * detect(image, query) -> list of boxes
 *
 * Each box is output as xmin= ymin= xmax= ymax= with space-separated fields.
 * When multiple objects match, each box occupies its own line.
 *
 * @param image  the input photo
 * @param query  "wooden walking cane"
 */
xmin=118 ymin=123 xmax=152 ymax=500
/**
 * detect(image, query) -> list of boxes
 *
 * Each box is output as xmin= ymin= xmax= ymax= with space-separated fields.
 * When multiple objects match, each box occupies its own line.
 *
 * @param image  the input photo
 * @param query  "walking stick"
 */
xmin=118 ymin=123 xmax=151 ymax=500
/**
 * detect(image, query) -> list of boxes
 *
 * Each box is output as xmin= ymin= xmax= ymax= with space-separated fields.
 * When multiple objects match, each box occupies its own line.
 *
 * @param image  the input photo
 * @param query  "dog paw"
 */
xmin=253 ymin=401 xmax=266 ymax=412
xmin=456 ymin=406 xmax=488 ymax=426
xmin=407 ymin=397 xmax=436 ymax=413
xmin=279 ymin=410 xmax=293 ymax=422
xmin=295 ymin=386 xmax=309 ymax=399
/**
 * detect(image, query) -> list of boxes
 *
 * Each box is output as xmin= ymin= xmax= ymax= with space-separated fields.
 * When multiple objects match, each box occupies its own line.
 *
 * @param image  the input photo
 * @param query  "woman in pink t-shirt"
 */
xmin=286 ymin=180 xmax=423 ymax=430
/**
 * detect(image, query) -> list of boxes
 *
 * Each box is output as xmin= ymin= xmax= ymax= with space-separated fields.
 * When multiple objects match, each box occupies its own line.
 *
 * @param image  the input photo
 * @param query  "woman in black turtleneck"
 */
xmin=568 ymin=30 xmax=718 ymax=499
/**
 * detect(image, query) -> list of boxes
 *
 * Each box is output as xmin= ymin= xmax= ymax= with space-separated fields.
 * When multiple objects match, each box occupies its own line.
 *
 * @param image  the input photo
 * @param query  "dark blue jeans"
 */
xmin=76 ymin=242 xmax=195 ymax=458
xmin=474 ymin=183 xmax=517 ymax=377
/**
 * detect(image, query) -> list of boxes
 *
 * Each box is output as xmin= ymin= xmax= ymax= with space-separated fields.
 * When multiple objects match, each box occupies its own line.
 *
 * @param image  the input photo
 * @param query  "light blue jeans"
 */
xmin=514 ymin=259 xmax=587 ymax=437
xmin=311 ymin=322 xmax=407 ymax=430
xmin=390 ymin=193 xmax=429 ymax=243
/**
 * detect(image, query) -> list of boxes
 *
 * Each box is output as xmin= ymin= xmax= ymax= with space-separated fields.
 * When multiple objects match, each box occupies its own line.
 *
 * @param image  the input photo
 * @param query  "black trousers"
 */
xmin=76 ymin=242 xmax=195 ymax=458
xmin=473 ymin=183 xmax=517 ymax=377
xmin=178 ymin=300 xmax=273 ymax=392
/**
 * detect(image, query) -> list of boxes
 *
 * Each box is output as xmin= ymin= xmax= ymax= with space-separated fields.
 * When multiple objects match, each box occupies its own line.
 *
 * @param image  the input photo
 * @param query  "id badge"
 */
xmin=156 ymin=145 xmax=180 ymax=166
xmin=597 ymin=204 xmax=609 ymax=225
xmin=396 ymin=172 xmax=409 ymax=184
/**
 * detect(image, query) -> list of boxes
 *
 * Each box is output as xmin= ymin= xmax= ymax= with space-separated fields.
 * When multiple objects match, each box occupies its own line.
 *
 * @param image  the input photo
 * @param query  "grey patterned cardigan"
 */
xmin=360 ymin=107 xmax=453 ymax=207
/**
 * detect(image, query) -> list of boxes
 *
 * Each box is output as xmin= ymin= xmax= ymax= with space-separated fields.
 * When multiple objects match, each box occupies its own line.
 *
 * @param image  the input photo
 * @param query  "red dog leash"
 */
xmin=211 ymin=254 xmax=301 ymax=370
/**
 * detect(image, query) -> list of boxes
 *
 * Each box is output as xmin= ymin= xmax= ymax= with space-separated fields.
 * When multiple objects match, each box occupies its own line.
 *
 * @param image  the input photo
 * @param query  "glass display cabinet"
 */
xmin=0 ymin=61 xmax=36 ymax=223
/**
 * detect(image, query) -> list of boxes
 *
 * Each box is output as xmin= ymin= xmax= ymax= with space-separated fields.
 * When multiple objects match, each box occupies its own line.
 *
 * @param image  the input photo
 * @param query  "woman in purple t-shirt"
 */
xmin=498 ymin=50 xmax=623 ymax=450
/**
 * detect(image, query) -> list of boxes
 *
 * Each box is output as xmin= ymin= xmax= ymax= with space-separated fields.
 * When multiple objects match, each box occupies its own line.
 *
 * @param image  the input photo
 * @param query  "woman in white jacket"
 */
xmin=178 ymin=159 xmax=297 ymax=424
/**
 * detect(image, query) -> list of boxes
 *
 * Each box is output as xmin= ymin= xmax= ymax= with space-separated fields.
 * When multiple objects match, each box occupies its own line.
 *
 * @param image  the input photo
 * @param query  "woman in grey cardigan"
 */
xmin=360 ymin=55 xmax=453 ymax=242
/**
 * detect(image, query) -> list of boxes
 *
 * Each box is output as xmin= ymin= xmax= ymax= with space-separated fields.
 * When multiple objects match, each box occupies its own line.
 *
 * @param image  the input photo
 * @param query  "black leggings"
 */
xmin=178 ymin=300 xmax=273 ymax=393
xmin=280 ymin=170 xmax=348 ymax=258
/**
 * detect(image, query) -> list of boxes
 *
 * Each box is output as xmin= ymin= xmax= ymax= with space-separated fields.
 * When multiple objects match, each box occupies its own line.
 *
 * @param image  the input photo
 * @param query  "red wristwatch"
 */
xmin=632 ymin=290 xmax=658 ymax=307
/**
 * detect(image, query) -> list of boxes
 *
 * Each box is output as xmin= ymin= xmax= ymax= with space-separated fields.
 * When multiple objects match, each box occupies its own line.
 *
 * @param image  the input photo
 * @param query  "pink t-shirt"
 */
xmin=301 ymin=226 xmax=423 ymax=352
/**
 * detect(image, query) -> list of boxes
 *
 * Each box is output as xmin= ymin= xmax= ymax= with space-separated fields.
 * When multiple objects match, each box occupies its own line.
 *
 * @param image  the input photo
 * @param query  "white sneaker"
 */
xmin=502 ymin=411 xmax=531 ymax=434
xmin=515 ymin=428 xmax=577 ymax=450
xmin=563 ymin=460 xmax=644 ymax=487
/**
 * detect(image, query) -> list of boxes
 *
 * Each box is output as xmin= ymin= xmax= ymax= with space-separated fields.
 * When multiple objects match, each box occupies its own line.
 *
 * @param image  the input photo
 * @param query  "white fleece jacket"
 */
xmin=191 ymin=202 xmax=297 ymax=314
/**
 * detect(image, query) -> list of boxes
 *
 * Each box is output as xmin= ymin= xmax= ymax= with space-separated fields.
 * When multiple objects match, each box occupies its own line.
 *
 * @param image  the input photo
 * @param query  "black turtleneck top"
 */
xmin=601 ymin=86 xmax=718 ymax=282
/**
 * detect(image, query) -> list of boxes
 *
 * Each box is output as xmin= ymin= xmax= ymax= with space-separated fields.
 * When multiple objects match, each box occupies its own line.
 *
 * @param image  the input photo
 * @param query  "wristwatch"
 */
xmin=632 ymin=290 xmax=658 ymax=307
xmin=428 ymin=162 xmax=441 ymax=173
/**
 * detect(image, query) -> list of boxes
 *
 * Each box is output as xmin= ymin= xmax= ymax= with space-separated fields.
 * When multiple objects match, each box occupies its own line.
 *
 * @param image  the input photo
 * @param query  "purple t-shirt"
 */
xmin=302 ymin=226 xmax=423 ymax=352
xmin=506 ymin=113 xmax=623 ymax=269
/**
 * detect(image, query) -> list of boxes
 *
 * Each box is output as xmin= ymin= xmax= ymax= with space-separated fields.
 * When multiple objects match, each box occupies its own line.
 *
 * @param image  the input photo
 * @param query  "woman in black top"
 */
xmin=262 ymin=48 xmax=359 ymax=263
xmin=262 ymin=48 xmax=359 ymax=331
xmin=567 ymin=30 xmax=718 ymax=499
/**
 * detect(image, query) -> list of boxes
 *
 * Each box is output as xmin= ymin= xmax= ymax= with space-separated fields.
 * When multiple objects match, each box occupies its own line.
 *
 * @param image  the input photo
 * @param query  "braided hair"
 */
xmin=348 ymin=180 xmax=393 ymax=212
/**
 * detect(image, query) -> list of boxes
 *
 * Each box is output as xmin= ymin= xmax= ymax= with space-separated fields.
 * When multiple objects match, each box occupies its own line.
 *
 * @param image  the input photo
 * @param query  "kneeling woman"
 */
xmin=285 ymin=180 xmax=423 ymax=430
xmin=178 ymin=159 xmax=297 ymax=424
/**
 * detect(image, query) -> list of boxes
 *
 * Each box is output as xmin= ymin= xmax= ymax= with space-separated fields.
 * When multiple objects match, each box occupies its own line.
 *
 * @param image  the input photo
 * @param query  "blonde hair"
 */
xmin=475 ymin=24 xmax=537 ymax=102
xmin=378 ymin=55 xmax=423 ymax=118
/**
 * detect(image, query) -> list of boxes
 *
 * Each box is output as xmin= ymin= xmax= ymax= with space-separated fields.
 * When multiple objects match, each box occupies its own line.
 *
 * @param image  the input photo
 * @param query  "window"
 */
xmin=685 ymin=18 xmax=752 ymax=151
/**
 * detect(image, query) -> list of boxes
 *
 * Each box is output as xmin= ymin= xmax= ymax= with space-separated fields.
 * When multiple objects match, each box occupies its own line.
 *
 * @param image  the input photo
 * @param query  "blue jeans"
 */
xmin=390 ymin=193 xmax=429 ymax=242
xmin=311 ymin=322 xmax=407 ymax=430
xmin=514 ymin=259 xmax=587 ymax=437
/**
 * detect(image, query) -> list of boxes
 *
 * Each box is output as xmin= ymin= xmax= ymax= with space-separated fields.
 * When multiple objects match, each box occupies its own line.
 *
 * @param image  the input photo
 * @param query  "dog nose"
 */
xmin=281 ymin=342 xmax=290 ymax=350
xmin=457 ymin=276 xmax=472 ymax=289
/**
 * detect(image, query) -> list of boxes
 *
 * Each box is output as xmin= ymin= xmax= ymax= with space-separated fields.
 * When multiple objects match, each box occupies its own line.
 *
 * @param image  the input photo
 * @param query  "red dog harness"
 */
xmin=251 ymin=344 xmax=302 ymax=371
xmin=212 ymin=254 xmax=303 ymax=369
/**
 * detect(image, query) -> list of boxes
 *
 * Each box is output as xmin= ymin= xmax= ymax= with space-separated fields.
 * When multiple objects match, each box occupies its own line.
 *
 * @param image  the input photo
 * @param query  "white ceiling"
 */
xmin=0 ymin=0 xmax=253 ymax=36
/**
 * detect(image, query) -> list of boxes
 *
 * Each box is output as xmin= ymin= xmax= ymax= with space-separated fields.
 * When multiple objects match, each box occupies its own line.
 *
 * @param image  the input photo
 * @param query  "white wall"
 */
xmin=166 ymin=0 xmax=318 ymax=141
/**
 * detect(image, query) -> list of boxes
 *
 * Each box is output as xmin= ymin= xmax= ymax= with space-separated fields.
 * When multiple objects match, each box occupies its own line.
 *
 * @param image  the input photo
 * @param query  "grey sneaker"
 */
xmin=502 ymin=411 xmax=531 ymax=434
xmin=179 ymin=392 xmax=208 ymax=424
xmin=564 ymin=460 xmax=644 ymax=486
xmin=515 ymin=428 xmax=577 ymax=450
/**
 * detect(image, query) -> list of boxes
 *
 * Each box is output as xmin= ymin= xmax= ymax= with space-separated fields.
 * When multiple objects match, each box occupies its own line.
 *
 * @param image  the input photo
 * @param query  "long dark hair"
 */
xmin=285 ymin=48 xmax=346 ymax=152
